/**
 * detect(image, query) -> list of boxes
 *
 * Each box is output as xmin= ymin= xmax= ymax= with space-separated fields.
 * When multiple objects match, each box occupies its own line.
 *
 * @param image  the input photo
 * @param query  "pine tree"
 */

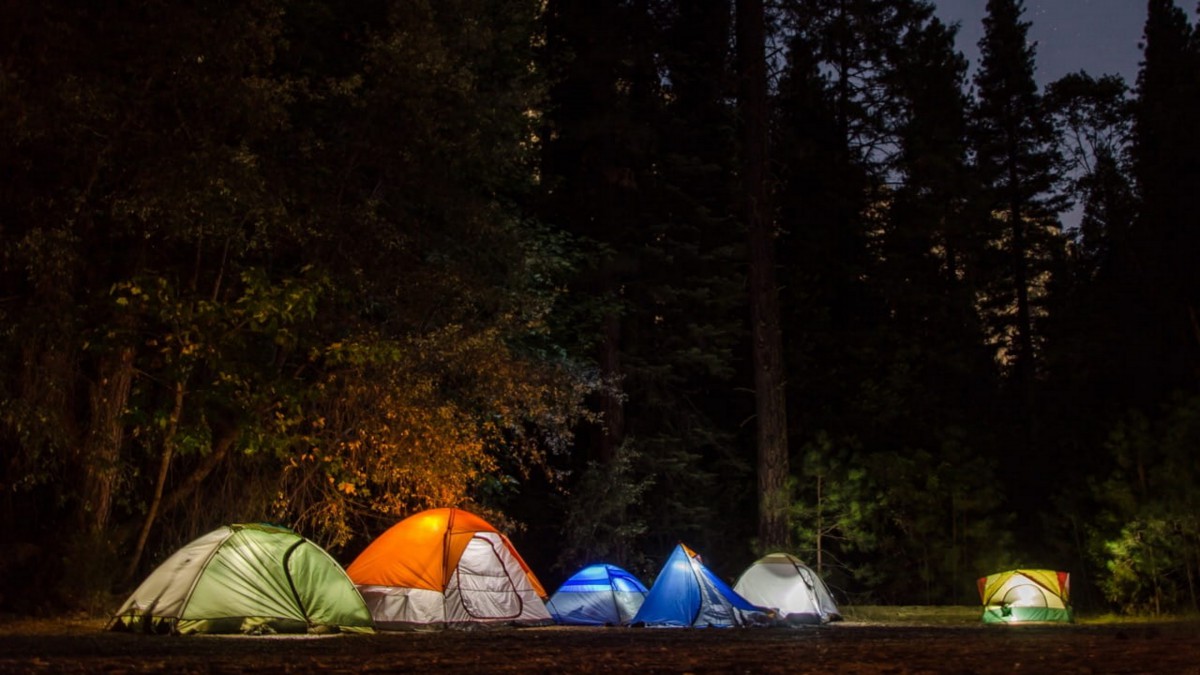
xmin=1040 ymin=72 xmax=1138 ymax=443
xmin=737 ymin=0 xmax=791 ymax=552
xmin=539 ymin=0 xmax=752 ymax=569
xmin=773 ymin=2 xmax=1010 ymax=602
xmin=1131 ymin=0 xmax=1200 ymax=400
xmin=883 ymin=6 xmax=995 ymax=425
xmin=970 ymin=0 xmax=1067 ymax=447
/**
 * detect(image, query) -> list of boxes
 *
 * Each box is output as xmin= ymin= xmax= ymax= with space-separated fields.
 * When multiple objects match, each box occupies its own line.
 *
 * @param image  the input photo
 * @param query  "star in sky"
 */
xmin=933 ymin=0 xmax=1200 ymax=87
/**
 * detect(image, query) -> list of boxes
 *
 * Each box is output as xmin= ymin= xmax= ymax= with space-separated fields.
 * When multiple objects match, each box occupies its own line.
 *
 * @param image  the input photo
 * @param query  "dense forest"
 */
xmin=2 ymin=0 xmax=1198 ymax=617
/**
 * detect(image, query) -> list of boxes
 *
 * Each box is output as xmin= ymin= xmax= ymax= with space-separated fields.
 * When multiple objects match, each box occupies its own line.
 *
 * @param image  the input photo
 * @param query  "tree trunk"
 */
xmin=1008 ymin=180 xmax=1036 ymax=394
xmin=598 ymin=309 xmax=624 ymax=465
xmin=79 ymin=344 xmax=136 ymax=535
xmin=123 ymin=379 xmax=186 ymax=582
xmin=737 ymin=0 xmax=790 ymax=552
xmin=158 ymin=429 xmax=240 ymax=515
xmin=816 ymin=473 xmax=823 ymax=574
xmin=1185 ymin=540 xmax=1197 ymax=613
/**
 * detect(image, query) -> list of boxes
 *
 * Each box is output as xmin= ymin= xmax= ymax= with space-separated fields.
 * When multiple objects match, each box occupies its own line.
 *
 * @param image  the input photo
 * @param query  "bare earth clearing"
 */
xmin=1 ymin=608 xmax=1197 ymax=674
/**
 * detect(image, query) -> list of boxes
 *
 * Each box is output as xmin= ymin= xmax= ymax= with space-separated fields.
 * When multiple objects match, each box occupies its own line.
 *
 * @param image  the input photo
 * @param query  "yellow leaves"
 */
xmin=111 ymin=281 xmax=144 ymax=307
xmin=274 ymin=321 xmax=593 ymax=544
xmin=288 ymin=385 xmax=495 ymax=524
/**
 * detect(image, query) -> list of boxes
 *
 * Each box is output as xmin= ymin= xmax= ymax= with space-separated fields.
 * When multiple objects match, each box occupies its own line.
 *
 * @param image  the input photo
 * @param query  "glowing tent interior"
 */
xmin=547 ymin=563 xmax=649 ymax=626
xmin=978 ymin=569 xmax=1072 ymax=623
xmin=631 ymin=543 xmax=767 ymax=628
xmin=347 ymin=507 xmax=551 ymax=629
xmin=733 ymin=552 xmax=841 ymax=625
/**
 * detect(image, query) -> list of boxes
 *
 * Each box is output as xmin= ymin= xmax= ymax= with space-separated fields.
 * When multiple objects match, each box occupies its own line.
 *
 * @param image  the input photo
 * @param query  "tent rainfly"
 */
xmin=347 ymin=507 xmax=552 ymax=629
xmin=547 ymin=563 xmax=649 ymax=626
xmin=109 ymin=523 xmax=373 ymax=635
xmin=978 ymin=569 xmax=1073 ymax=623
xmin=733 ymin=552 xmax=841 ymax=625
xmin=631 ymin=543 xmax=768 ymax=628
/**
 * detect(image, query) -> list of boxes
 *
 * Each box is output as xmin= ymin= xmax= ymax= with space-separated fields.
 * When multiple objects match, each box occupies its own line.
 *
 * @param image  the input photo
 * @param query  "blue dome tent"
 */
xmin=547 ymin=563 xmax=649 ymax=626
xmin=631 ymin=543 xmax=767 ymax=627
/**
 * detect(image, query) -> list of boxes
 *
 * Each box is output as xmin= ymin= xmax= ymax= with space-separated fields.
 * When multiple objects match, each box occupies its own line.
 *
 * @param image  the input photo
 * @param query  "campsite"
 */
xmin=6 ymin=1 xmax=1200 ymax=659
xmin=4 ymin=610 xmax=1200 ymax=673
xmin=7 ymin=513 xmax=1195 ymax=673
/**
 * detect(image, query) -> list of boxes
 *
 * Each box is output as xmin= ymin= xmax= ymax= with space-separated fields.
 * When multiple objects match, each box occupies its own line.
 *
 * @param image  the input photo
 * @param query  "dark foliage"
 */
xmin=1 ymin=0 xmax=1197 ymax=615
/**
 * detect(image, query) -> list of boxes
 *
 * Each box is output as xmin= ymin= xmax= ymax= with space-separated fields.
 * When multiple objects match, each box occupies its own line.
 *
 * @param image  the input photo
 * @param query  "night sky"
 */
xmin=933 ymin=0 xmax=1200 ymax=86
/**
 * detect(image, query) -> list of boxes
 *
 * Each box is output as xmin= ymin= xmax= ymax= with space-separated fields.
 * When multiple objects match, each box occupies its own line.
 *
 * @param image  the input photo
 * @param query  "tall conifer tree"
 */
xmin=737 ymin=0 xmax=790 ymax=552
xmin=541 ymin=0 xmax=752 ymax=569
xmin=1131 ymin=0 xmax=1200 ymax=399
xmin=970 ymin=0 xmax=1066 ymax=424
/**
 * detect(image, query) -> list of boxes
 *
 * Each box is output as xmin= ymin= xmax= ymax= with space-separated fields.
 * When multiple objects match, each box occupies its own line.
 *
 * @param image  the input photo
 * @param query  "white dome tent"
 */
xmin=733 ymin=553 xmax=841 ymax=625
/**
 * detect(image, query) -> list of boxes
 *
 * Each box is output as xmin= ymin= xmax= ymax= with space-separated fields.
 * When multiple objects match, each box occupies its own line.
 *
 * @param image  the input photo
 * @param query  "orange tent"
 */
xmin=348 ymin=508 xmax=550 ymax=629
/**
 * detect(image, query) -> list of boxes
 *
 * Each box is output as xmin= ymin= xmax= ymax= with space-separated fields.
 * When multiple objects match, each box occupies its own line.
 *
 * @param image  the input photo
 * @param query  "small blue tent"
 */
xmin=631 ymin=543 xmax=766 ymax=627
xmin=547 ymin=564 xmax=649 ymax=626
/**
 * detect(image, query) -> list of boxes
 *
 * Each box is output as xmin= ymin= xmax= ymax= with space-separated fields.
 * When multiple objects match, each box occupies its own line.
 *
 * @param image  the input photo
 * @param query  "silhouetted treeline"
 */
xmin=1 ymin=0 xmax=1197 ymax=615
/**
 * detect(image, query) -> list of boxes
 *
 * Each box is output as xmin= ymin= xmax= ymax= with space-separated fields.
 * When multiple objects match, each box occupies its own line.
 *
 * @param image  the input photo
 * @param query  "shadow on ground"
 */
xmin=1 ymin=610 xmax=1197 ymax=674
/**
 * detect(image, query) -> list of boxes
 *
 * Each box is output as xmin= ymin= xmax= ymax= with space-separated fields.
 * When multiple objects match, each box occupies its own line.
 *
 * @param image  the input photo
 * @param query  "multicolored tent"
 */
xmin=547 ymin=563 xmax=648 ymax=626
xmin=631 ymin=543 xmax=767 ymax=628
xmin=978 ymin=569 xmax=1072 ymax=623
xmin=733 ymin=552 xmax=841 ymax=625
xmin=109 ymin=523 xmax=373 ymax=635
xmin=347 ymin=507 xmax=551 ymax=629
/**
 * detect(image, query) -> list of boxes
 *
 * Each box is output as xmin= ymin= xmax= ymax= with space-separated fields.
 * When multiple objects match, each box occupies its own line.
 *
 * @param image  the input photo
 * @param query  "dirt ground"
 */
xmin=1 ymin=612 xmax=1198 ymax=674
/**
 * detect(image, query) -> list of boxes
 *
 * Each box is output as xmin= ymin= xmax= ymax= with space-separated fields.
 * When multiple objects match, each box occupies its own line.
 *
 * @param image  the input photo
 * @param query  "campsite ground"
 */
xmin=1 ymin=607 xmax=1198 ymax=674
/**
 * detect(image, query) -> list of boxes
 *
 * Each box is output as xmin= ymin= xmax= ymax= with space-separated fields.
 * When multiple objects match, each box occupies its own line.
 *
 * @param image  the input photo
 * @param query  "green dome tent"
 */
xmin=109 ymin=523 xmax=373 ymax=634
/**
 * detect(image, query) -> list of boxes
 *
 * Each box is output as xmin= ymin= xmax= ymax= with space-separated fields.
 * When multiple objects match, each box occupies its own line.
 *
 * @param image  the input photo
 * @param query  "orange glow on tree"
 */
xmin=274 ymin=324 xmax=593 ymax=547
